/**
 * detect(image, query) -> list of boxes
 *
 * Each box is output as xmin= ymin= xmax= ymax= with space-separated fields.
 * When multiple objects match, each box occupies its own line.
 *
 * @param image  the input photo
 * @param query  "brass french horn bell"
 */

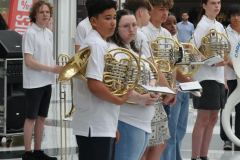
xmin=58 ymin=47 xmax=90 ymax=82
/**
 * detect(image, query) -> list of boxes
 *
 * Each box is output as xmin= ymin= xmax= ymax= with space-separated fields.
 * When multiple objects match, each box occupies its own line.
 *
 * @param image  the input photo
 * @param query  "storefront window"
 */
xmin=0 ymin=0 xmax=42 ymax=34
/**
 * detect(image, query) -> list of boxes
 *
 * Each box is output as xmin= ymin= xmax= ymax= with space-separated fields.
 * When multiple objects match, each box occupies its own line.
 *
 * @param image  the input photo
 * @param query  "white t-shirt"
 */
xmin=135 ymin=27 xmax=151 ymax=58
xmin=72 ymin=30 xmax=120 ymax=138
xmin=108 ymin=43 xmax=155 ymax=133
xmin=141 ymin=22 xmax=172 ymax=43
xmin=22 ymin=23 xmax=55 ymax=89
xmin=225 ymin=25 xmax=239 ymax=80
xmin=191 ymin=15 xmax=225 ymax=84
xmin=75 ymin=17 xmax=92 ymax=46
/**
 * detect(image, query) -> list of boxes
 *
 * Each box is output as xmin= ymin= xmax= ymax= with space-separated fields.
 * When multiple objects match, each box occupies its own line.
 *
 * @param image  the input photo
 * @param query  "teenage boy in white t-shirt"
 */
xmin=72 ymin=0 xmax=131 ymax=160
xmin=22 ymin=1 xmax=62 ymax=160
xmin=141 ymin=1 xmax=176 ymax=160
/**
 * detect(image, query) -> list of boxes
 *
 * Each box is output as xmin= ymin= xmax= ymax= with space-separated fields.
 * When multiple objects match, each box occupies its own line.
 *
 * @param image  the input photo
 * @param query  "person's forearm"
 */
xmin=158 ymin=71 xmax=170 ymax=87
xmin=24 ymin=53 xmax=54 ymax=72
xmin=87 ymin=78 xmax=125 ymax=105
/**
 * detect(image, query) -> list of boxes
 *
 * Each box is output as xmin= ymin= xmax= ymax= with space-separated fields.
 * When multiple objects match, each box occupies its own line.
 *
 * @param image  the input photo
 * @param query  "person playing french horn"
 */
xmin=161 ymin=13 xmax=195 ymax=160
xmin=108 ymin=7 xmax=176 ymax=159
xmin=190 ymin=0 xmax=230 ymax=159
xmin=71 ymin=1 xmax=133 ymax=160
xmin=140 ymin=0 xmax=177 ymax=160
xmin=109 ymin=9 xmax=158 ymax=160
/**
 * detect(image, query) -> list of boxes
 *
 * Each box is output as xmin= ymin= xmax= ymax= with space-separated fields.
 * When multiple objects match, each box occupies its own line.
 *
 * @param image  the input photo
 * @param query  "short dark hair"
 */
xmin=29 ymin=0 xmax=53 ymax=23
xmin=149 ymin=0 xmax=173 ymax=9
xmin=86 ymin=0 xmax=117 ymax=18
xmin=227 ymin=5 xmax=240 ymax=19
xmin=123 ymin=0 xmax=152 ymax=14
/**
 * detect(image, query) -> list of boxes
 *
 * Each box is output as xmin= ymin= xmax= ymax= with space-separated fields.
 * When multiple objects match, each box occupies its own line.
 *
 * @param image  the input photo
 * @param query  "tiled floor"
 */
xmin=1 ymin=84 xmax=240 ymax=160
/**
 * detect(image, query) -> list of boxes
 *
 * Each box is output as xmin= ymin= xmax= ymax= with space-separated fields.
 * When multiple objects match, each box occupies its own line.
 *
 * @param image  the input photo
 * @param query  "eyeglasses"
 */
xmin=118 ymin=23 xmax=137 ymax=30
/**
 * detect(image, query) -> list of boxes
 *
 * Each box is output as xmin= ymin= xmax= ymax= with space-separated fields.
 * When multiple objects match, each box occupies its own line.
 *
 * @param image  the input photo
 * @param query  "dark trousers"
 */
xmin=76 ymin=135 xmax=115 ymax=160
xmin=220 ymin=79 xmax=240 ymax=141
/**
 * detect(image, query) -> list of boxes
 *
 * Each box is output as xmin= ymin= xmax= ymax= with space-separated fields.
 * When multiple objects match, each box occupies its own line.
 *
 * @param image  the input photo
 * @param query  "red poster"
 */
xmin=8 ymin=0 xmax=38 ymax=35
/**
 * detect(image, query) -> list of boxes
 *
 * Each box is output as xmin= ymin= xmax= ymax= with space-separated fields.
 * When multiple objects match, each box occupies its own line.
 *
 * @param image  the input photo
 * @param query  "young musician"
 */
xmin=161 ymin=14 xmax=193 ymax=160
xmin=141 ymin=0 xmax=176 ymax=160
xmin=22 ymin=1 xmax=62 ymax=160
xmin=123 ymin=0 xmax=170 ymax=92
xmin=71 ymin=1 xmax=131 ymax=160
xmin=191 ymin=0 xmax=227 ymax=159
xmin=109 ymin=9 xmax=159 ymax=160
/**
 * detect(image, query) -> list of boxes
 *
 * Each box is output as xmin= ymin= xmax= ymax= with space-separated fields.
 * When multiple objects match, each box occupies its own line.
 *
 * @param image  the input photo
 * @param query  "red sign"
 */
xmin=8 ymin=0 xmax=37 ymax=35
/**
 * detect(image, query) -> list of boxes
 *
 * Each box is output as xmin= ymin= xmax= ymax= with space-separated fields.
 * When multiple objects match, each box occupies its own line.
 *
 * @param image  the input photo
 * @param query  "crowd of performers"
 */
xmin=19 ymin=0 xmax=240 ymax=160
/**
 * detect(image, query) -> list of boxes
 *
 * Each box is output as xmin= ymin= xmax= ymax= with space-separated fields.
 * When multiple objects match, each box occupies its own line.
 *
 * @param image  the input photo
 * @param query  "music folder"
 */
xmin=140 ymin=85 xmax=176 ymax=94
xmin=178 ymin=81 xmax=202 ymax=92
xmin=202 ymin=56 xmax=224 ymax=66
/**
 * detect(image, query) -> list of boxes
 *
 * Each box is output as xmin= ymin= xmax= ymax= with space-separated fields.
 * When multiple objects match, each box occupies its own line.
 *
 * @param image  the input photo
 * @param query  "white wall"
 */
xmin=57 ymin=0 xmax=76 ymax=57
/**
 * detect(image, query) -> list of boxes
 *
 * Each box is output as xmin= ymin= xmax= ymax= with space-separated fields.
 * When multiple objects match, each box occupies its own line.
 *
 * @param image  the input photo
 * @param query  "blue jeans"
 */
xmin=161 ymin=92 xmax=189 ymax=160
xmin=115 ymin=121 xmax=149 ymax=160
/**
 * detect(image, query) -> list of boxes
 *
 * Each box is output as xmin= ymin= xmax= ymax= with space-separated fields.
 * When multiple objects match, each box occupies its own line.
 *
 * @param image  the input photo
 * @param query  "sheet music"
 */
xmin=140 ymin=85 xmax=176 ymax=94
xmin=202 ymin=56 xmax=224 ymax=66
xmin=179 ymin=81 xmax=202 ymax=91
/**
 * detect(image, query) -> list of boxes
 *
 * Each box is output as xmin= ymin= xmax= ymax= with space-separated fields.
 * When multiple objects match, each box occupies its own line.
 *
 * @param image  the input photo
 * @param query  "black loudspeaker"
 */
xmin=0 ymin=30 xmax=22 ymax=58
xmin=6 ymin=95 xmax=26 ymax=133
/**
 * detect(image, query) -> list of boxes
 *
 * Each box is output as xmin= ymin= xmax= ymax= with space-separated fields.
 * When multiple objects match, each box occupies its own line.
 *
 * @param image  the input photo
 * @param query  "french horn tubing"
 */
xmin=58 ymin=47 xmax=141 ymax=96
xmin=176 ymin=43 xmax=205 ymax=77
xmin=150 ymin=36 xmax=183 ymax=65
xmin=126 ymin=56 xmax=160 ymax=104
xmin=149 ymin=36 xmax=182 ymax=89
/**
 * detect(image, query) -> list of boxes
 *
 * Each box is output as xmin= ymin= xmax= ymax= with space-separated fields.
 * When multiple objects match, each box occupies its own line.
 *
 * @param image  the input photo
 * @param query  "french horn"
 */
xmin=149 ymin=36 xmax=183 ymax=89
xmin=130 ymin=56 xmax=160 ymax=95
xmin=176 ymin=43 xmax=205 ymax=77
xmin=150 ymin=36 xmax=183 ymax=65
xmin=58 ymin=47 xmax=141 ymax=96
xmin=222 ymin=49 xmax=240 ymax=146
xmin=199 ymin=29 xmax=231 ymax=60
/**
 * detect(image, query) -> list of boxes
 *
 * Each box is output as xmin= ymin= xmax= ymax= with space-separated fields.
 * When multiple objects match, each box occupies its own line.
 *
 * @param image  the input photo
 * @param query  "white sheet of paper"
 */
xmin=140 ymin=85 xmax=175 ymax=94
xmin=179 ymin=81 xmax=202 ymax=91
xmin=202 ymin=56 xmax=223 ymax=66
